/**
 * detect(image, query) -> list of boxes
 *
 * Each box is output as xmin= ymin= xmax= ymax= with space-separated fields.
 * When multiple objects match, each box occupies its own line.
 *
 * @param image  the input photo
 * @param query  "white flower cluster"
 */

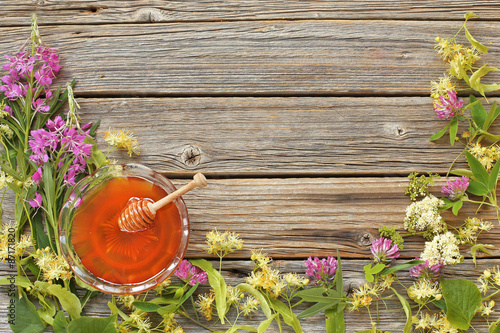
xmin=420 ymin=232 xmax=463 ymax=266
xmin=404 ymin=195 xmax=446 ymax=234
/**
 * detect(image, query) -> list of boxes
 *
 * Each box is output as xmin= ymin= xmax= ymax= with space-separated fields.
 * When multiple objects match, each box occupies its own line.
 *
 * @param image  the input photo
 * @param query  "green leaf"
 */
xmin=450 ymin=169 xmax=474 ymax=178
xmin=132 ymin=301 xmax=162 ymax=312
xmin=441 ymin=278 xmax=482 ymax=330
xmin=430 ymin=124 xmax=449 ymax=141
xmin=335 ymin=252 xmax=343 ymax=295
xmin=380 ymin=259 xmax=424 ymax=276
xmin=297 ymin=302 xmax=339 ymax=319
xmin=258 ymin=314 xmax=277 ymax=333
xmin=452 ymin=200 xmax=463 ymax=215
xmin=464 ymin=25 xmax=489 ymax=54
xmin=31 ymin=209 xmax=50 ymax=250
xmin=190 ymin=259 xmax=227 ymax=324
xmin=465 ymin=151 xmax=490 ymax=185
xmin=296 ymin=288 xmax=341 ymax=303
xmin=225 ymin=325 xmax=258 ymax=333
xmin=480 ymin=83 xmax=500 ymax=93
xmin=52 ymin=311 xmax=69 ymax=333
xmin=0 ymin=275 xmax=33 ymax=289
xmin=46 ymin=283 xmax=82 ymax=319
xmin=490 ymin=317 xmax=500 ymax=333
xmin=469 ymin=95 xmax=487 ymax=129
xmin=269 ymin=298 xmax=303 ymax=333
xmin=66 ymin=314 xmax=118 ymax=333
xmin=467 ymin=179 xmax=489 ymax=196
xmin=449 ymin=116 xmax=458 ymax=146
xmin=470 ymin=65 xmax=499 ymax=91
xmin=432 ymin=298 xmax=447 ymax=312
xmin=107 ymin=302 xmax=130 ymax=321
xmin=236 ymin=283 xmax=272 ymax=319
xmin=391 ymin=288 xmax=412 ymax=333
xmin=488 ymin=158 xmax=500 ymax=191
xmin=10 ymin=291 xmax=46 ymax=333
xmin=325 ymin=305 xmax=345 ymax=333
xmin=483 ymin=101 xmax=500 ymax=131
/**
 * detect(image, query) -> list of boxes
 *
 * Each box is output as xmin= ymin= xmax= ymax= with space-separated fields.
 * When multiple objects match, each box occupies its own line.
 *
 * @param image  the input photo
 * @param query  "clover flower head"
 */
xmin=409 ymin=258 xmax=444 ymax=280
xmin=304 ymin=256 xmax=337 ymax=285
xmin=442 ymin=176 xmax=469 ymax=200
xmin=370 ymin=237 xmax=400 ymax=263
xmin=433 ymin=90 xmax=464 ymax=119
xmin=174 ymin=259 xmax=208 ymax=286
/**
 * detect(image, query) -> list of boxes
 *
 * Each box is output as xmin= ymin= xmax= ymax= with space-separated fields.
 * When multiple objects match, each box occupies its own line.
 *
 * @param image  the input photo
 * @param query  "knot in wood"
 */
xmin=357 ymin=232 xmax=373 ymax=247
xmin=181 ymin=145 xmax=201 ymax=168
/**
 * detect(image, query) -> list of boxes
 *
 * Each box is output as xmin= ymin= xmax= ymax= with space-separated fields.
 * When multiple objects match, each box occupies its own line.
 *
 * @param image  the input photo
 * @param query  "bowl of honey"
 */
xmin=59 ymin=163 xmax=190 ymax=294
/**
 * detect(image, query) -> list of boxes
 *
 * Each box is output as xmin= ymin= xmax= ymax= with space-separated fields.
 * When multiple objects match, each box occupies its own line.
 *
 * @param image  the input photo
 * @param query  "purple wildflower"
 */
xmin=304 ymin=256 xmax=338 ymax=285
xmin=3 ymin=105 xmax=12 ymax=117
xmin=370 ymin=237 xmax=400 ymax=263
xmin=409 ymin=258 xmax=444 ymax=280
xmin=442 ymin=176 xmax=469 ymax=200
xmin=32 ymin=167 xmax=42 ymax=184
xmin=29 ymin=192 xmax=43 ymax=208
xmin=433 ymin=90 xmax=464 ymax=120
xmin=174 ymin=260 xmax=208 ymax=286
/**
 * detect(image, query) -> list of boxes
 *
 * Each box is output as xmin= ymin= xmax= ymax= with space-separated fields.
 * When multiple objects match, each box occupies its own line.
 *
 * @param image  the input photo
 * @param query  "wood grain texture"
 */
xmin=1 ymin=259 xmax=498 ymax=332
xmin=2 ymin=1 xmax=500 ymax=25
xmin=1 ymin=178 xmax=498 ymax=260
xmin=1 ymin=20 xmax=500 ymax=96
xmin=75 ymin=97 xmax=492 ymax=176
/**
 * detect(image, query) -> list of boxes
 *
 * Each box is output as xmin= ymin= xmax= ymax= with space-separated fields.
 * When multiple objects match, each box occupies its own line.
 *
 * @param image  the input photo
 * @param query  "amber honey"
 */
xmin=71 ymin=176 xmax=182 ymax=285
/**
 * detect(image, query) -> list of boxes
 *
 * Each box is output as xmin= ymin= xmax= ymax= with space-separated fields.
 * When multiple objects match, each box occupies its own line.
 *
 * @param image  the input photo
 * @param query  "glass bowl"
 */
xmin=59 ymin=163 xmax=190 ymax=294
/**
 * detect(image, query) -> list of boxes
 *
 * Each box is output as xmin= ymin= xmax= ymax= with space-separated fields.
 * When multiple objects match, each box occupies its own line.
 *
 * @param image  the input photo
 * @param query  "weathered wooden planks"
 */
xmin=72 ymin=97 xmax=493 ymax=176
xmin=2 ymin=1 xmax=500 ymax=26
xmin=1 ymin=20 xmax=500 ymax=96
xmin=1 ymin=177 xmax=499 ymax=260
xmin=0 ymin=259 xmax=497 ymax=332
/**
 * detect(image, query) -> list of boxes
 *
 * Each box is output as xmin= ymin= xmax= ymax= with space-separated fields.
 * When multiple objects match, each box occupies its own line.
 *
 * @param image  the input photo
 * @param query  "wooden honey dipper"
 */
xmin=117 ymin=173 xmax=207 ymax=232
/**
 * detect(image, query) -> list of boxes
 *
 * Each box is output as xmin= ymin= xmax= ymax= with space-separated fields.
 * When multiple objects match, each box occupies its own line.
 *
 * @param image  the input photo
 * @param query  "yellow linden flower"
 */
xmin=104 ymin=128 xmax=140 ymax=156
xmin=430 ymin=74 xmax=455 ymax=99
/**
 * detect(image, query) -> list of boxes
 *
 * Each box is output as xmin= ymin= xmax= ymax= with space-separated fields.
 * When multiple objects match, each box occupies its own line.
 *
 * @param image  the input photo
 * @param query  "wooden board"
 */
xmin=74 ymin=97 xmax=493 ymax=176
xmin=3 ymin=1 xmax=500 ymax=25
xmin=1 ymin=21 xmax=500 ymax=96
xmin=2 ymin=177 xmax=499 ymax=260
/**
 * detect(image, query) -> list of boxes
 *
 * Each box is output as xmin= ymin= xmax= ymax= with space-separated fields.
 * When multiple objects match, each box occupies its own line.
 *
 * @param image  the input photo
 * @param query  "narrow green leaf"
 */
xmin=464 ymin=25 xmax=489 ymax=54
xmin=335 ymin=252 xmax=343 ymax=295
xmin=380 ymin=259 xmax=424 ymax=276
xmin=464 ymin=12 xmax=479 ymax=20
xmin=441 ymin=278 xmax=482 ymax=330
xmin=31 ymin=209 xmax=50 ymax=250
xmin=470 ymin=65 xmax=498 ymax=89
xmin=107 ymin=302 xmax=130 ymax=321
xmin=190 ymin=259 xmax=227 ymax=324
xmin=465 ymin=151 xmax=490 ymax=185
xmin=480 ymin=83 xmax=500 ymax=93
xmin=483 ymin=101 xmax=500 ymax=131
xmin=471 ymin=244 xmax=494 ymax=267
xmin=450 ymin=169 xmax=474 ymax=178
xmin=0 ymin=275 xmax=33 ymax=289
xmin=391 ymin=288 xmax=412 ymax=333
xmin=296 ymin=288 xmax=341 ymax=304
xmin=452 ymin=200 xmax=463 ymax=215
xmin=174 ymin=283 xmax=199 ymax=311
xmin=429 ymin=124 xmax=449 ymax=141
xmin=490 ymin=316 xmax=500 ymax=333
xmin=66 ymin=314 xmax=118 ymax=333
xmin=488 ymin=158 xmax=500 ymax=191
xmin=297 ymin=302 xmax=338 ymax=319
xmin=449 ymin=116 xmax=458 ymax=146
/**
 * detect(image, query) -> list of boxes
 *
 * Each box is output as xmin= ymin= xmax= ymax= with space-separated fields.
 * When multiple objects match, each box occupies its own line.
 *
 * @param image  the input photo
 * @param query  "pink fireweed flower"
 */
xmin=442 ymin=176 xmax=469 ymax=200
xmin=409 ymin=258 xmax=444 ymax=280
xmin=433 ymin=90 xmax=464 ymax=120
xmin=174 ymin=260 xmax=208 ymax=286
xmin=304 ymin=256 xmax=338 ymax=285
xmin=32 ymin=167 xmax=42 ymax=184
xmin=29 ymin=192 xmax=43 ymax=208
xmin=370 ymin=237 xmax=400 ymax=263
